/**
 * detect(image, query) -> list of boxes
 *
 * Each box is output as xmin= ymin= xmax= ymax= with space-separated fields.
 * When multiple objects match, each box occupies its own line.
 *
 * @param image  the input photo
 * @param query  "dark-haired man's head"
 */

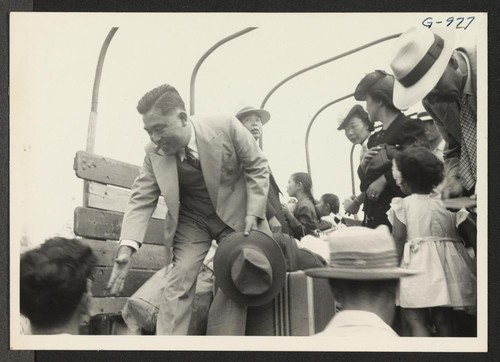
xmin=20 ymin=237 xmax=96 ymax=334
xmin=138 ymin=84 xmax=191 ymax=156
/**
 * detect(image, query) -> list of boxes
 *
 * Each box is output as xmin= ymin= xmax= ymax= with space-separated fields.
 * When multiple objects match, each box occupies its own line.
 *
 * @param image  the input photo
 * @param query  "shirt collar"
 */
xmin=325 ymin=310 xmax=398 ymax=336
xmin=176 ymin=119 xmax=198 ymax=162
xmin=361 ymin=136 xmax=370 ymax=148
xmin=186 ymin=119 xmax=198 ymax=153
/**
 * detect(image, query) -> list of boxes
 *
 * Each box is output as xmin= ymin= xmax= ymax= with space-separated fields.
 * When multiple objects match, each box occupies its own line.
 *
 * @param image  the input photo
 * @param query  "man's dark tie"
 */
xmin=185 ymin=147 xmax=201 ymax=170
xmin=458 ymin=94 xmax=476 ymax=191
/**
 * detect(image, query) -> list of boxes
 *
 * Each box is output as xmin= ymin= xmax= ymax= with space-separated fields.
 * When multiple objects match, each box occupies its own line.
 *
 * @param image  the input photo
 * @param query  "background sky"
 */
xmin=10 ymin=12 xmax=482 ymax=249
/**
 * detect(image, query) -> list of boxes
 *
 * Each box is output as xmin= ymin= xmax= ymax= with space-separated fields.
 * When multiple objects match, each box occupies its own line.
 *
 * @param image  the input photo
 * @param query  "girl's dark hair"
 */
xmin=321 ymin=193 xmax=340 ymax=214
xmin=395 ymin=145 xmax=444 ymax=194
xmin=291 ymin=172 xmax=315 ymax=203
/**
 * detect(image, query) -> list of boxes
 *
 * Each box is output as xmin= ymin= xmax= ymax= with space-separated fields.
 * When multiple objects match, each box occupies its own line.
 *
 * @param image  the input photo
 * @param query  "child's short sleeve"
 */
xmin=387 ymin=197 xmax=406 ymax=226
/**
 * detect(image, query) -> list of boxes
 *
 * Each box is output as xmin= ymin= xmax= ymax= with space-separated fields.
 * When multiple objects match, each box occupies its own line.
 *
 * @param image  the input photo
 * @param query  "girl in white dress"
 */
xmin=387 ymin=145 xmax=476 ymax=337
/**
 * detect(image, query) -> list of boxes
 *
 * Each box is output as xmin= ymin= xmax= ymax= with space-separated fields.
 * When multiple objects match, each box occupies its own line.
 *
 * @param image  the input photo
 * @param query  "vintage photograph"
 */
xmin=9 ymin=12 xmax=487 ymax=351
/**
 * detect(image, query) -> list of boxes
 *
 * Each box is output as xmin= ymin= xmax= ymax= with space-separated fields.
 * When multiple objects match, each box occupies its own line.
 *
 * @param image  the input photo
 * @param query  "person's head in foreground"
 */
xmin=20 ymin=237 xmax=96 ymax=334
xmin=390 ymin=27 xmax=459 ymax=110
xmin=305 ymin=225 xmax=417 ymax=337
xmin=235 ymin=106 xmax=271 ymax=142
xmin=337 ymin=104 xmax=374 ymax=145
xmin=392 ymin=144 xmax=444 ymax=196
xmin=137 ymin=84 xmax=191 ymax=156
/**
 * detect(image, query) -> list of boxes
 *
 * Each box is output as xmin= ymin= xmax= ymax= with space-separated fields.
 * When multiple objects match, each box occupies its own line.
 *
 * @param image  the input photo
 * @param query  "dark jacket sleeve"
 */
xmin=288 ymin=204 xmax=319 ymax=239
xmin=317 ymin=219 xmax=333 ymax=231
xmin=266 ymin=200 xmax=278 ymax=220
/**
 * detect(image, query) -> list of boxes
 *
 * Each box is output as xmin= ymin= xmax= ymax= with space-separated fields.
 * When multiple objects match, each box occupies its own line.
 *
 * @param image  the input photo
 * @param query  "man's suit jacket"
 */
xmin=422 ymin=46 xmax=477 ymax=180
xmin=120 ymin=115 xmax=270 ymax=246
xmin=265 ymin=174 xmax=291 ymax=235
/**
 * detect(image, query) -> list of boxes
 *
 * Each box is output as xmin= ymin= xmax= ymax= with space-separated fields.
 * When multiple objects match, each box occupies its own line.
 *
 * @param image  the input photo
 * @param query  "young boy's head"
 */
xmin=20 ymin=237 xmax=96 ymax=334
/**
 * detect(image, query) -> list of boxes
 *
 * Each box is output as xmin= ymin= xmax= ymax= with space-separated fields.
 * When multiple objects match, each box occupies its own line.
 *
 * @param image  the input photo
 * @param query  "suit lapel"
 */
xmin=191 ymin=117 xmax=222 ymax=207
xmin=149 ymin=150 xmax=179 ymax=219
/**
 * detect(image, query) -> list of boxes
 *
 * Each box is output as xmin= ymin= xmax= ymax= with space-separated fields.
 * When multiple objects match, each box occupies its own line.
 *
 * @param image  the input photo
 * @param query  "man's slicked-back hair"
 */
xmin=137 ymin=84 xmax=186 ymax=116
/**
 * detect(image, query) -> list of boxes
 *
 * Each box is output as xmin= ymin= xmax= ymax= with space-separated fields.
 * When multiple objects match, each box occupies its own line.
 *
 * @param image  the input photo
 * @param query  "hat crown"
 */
xmin=235 ymin=106 xmax=271 ymax=125
xmin=237 ymin=106 xmax=255 ymax=114
xmin=391 ymin=27 xmax=440 ymax=81
xmin=354 ymin=71 xmax=395 ymax=101
xmin=214 ymin=230 xmax=286 ymax=306
xmin=230 ymin=248 xmax=273 ymax=296
xmin=327 ymin=226 xmax=399 ymax=269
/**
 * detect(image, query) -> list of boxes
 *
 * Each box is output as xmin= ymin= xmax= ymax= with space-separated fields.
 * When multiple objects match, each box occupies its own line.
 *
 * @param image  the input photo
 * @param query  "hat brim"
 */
xmin=393 ymin=28 xmax=456 ymax=110
xmin=214 ymin=230 xmax=286 ymax=306
xmin=236 ymin=109 xmax=270 ymax=125
xmin=337 ymin=118 xmax=350 ymax=131
xmin=304 ymin=267 xmax=418 ymax=280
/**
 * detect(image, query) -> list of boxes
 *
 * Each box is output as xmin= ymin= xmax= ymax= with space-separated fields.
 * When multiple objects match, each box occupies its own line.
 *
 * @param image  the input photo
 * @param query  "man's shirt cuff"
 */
xmin=120 ymin=239 xmax=141 ymax=251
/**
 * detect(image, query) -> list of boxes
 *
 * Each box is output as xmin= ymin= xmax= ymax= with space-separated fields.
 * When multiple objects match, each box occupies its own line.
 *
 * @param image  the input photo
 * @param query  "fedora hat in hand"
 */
xmin=305 ymin=225 xmax=417 ymax=280
xmin=390 ymin=27 xmax=456 ymax=110
xmin=214 ymin=230 xmax=286 ymax=306
xmin=235 ymin=106 xmax=271 ymax=125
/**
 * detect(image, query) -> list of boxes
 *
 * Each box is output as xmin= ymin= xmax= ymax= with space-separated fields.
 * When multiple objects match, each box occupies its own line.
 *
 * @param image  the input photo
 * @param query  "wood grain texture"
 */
xmin=86 ymin=181 xmax=167 ymax=220
xmin=74 ymin=207 xmax=165 ymax=245
xmin=89 ymin=297 xmax=128 ymax=316
xmin=83 ymin=238 xmax=169 ymax=270
xmin=74 ymin=150 xmax=140 ymax=189
xmin=91 ymin=267 xmax=157 ymax=297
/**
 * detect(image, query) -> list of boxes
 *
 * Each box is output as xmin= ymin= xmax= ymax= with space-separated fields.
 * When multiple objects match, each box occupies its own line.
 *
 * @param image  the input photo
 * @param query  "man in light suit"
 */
xmin=390 ymin=27 xmax=477 ymax=199
xmin=106 ymin=84 xmax=270 ymax=335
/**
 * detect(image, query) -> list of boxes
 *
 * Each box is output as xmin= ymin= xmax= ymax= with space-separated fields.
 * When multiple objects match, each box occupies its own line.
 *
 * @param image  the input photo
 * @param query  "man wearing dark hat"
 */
xmin=353 ymin=70 xmax=426 ymax=229
xmin=106 ymin=84 xmax=270 ymax=335
xmin=305 ymin=226 xmax=417 ymax=337
xmin=235 ymin=106 xmax=290 ymax=235
xmin=390 ymin=27 xmax=477 ymax=199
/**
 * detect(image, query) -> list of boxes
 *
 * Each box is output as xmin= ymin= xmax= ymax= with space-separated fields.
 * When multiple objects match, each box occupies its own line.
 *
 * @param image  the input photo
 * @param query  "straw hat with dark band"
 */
xmin=390 ymin=27 xmax=455 ymax=110
xmin=214 ymin=230 xmax=286 ymax=306
xmin=305 ymin=225 xmax=418 ymax=280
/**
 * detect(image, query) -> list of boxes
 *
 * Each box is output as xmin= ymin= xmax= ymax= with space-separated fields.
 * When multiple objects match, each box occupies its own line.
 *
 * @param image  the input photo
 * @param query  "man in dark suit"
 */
xmin=235 ymin=106 xmax=290 ymax=235
xmin=106 ymin=84 xmax=270 ymax=335
xmin=391 ymin=27 xmax=477 ymax=199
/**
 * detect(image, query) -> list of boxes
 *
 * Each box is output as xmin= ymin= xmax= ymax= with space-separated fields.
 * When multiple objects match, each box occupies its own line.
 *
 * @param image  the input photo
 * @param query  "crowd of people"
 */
xmin=20 ymin=26 xmax=478 ymax=338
